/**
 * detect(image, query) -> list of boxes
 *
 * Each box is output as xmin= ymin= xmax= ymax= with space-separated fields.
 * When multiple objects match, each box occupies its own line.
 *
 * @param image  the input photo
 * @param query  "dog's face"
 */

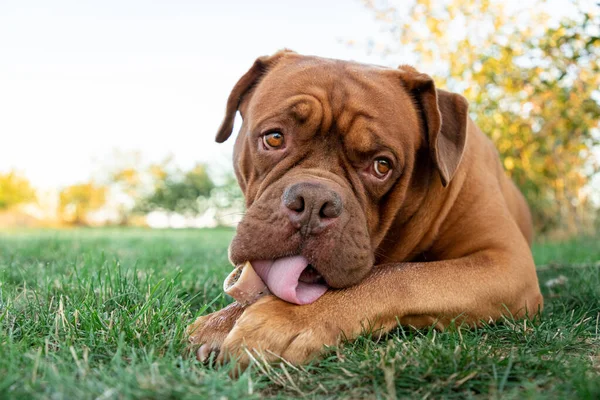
xmin=215 ymin=51 xmax=468 ymax=292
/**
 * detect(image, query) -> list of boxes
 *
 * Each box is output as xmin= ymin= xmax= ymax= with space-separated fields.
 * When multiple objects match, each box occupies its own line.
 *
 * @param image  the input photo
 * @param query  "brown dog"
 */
xmin=187 ymin=50 xmax=543 ymax=367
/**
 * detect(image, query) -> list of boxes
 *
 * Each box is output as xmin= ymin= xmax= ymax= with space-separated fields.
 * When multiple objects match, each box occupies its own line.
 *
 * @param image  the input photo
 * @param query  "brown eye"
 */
xmin=263 ymin=132 xmax=284 ymax=149
xmin=373 ymin=158 xmax=392 ymax=178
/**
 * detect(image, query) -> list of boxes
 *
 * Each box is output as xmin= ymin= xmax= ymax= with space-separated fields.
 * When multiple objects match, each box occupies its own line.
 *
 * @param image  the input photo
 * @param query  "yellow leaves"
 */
xmin=113 ymin=168 xmax=139 ymax=186
xmin=521 ymin=151 xmax=531 ymax=171
xmin=59 ymin=182 xmax=107 ymax=225
xmin=59 ymin=183 xmax=106 ymax=209
xmin=504 ymin=157 xmax=515 ymax=171
xmin=0 ymin=171 xmax=36 ymax=210
xmin=425 ymin=16 xmax=442 ymax=38
xmin=554 ymin=178 xmax=565 ymax=192
xmin=149 ymin=164 xmax=168 ymax=181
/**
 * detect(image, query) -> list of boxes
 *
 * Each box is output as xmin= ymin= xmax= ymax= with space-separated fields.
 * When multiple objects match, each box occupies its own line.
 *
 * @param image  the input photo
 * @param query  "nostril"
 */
xmin=319 ymin=196 xmax=343 ymax=219
xmin=288 ymin=196 xmax=305 ymax=213
xmin=283 ymin=186 xmax=305 ymax=213
xmin=319 ymin=204 xmax=330 ymax=219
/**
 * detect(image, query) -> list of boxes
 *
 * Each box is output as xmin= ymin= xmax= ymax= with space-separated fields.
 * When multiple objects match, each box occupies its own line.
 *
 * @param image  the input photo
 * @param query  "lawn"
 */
xmin=0 ymin=228 xmax=599 ymax=399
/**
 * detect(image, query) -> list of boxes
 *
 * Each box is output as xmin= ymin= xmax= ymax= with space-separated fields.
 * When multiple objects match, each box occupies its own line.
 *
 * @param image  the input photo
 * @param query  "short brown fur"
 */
xmin=187 ymin=51 xmax=543 ymax=367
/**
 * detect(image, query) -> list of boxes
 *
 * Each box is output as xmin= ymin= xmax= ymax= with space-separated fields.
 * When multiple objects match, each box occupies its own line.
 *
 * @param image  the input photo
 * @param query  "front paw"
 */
xmin=216 ymin=295 xmax=341 ymax=368
xmin=186 ymin=302 xmax=245 ymax=362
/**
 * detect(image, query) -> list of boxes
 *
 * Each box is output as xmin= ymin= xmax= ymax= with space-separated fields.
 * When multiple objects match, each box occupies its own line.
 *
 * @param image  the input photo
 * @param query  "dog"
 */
xmin=186 ymin=50 xmax=543 ymax=367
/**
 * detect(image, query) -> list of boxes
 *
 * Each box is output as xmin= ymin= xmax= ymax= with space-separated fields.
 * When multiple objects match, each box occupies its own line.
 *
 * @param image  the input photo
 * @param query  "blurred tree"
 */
xmin=111 ymin=166 xmax=141 ymax=225
xmin=207 ymin=173 xmax=245 ymax=226
xmin=58 ymin=182 xmax=107 ymax=225
xmin=363 ymin=0 xmax=600 ymax=235
xmin=103 ymin=150 xmax=148 ymax=225
xmin=105 ymin=152 xmax=174 ymax=225
xmin=0 ymin=171 xmax=36 ymax=210
xmin=137 ymin=162 xmax=215 ymax=217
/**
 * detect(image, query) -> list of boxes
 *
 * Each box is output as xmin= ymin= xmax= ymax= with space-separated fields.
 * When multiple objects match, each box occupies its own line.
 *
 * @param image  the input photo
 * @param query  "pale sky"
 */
xmin=0 ymin=0 xmax=392 ymax=188
xmin=1 ymin=0 xmax=595 ymax=193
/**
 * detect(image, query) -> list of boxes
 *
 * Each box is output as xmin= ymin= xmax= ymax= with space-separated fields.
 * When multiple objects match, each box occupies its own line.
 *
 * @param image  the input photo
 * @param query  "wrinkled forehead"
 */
xmin=244 ymin=56 xmax=420 ymax=151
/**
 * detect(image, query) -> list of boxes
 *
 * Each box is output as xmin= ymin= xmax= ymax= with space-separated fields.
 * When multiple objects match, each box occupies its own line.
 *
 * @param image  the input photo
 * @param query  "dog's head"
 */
xmin=215 ymin=50 xmax=468 ymax=303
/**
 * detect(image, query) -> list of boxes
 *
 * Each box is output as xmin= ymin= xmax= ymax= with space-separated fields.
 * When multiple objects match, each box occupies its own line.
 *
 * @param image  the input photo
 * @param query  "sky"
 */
xmin=0 ymin=0 xmax=392 ymax=189
xmin=1 ymin=0 xmax=596 ymax=194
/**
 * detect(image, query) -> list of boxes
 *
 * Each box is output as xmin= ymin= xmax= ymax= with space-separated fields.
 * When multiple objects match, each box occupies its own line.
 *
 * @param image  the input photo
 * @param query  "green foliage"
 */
xmin=364 ymin=0 xmax=600 ymax=235
xmin=137 ymin=163 xmax=215 ymax=216
xmin=0 ymin=228 xmax=598 ymax=398
xmin=0 ymin=171 xmax=35 ymax=210
xmin=106 ymin=153 xmax=241 ymax=225
xmin=206 ymin=174 xmax=245 ymax=226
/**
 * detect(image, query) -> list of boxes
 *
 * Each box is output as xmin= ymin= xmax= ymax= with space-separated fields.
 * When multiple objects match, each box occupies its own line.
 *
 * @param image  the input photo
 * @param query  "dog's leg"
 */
xmin=215 ymin=249 xmax=543 ymax=367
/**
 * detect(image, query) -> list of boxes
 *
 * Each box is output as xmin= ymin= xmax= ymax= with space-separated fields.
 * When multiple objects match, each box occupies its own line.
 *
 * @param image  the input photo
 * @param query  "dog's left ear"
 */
xmin=215 ymin=50 xmax=294 ymax=143
xmin=398 ymin=66 xmax=469 ymax=187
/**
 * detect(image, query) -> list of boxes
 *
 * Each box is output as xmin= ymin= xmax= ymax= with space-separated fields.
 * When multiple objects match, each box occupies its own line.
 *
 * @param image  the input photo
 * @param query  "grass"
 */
xmin=0 ymin=228 xmax=598 ymax=399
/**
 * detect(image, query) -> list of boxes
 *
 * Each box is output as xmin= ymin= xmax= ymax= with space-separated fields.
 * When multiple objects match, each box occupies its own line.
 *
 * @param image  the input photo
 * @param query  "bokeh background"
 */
xmin=1 ymin=0 xmax=599 ymax=239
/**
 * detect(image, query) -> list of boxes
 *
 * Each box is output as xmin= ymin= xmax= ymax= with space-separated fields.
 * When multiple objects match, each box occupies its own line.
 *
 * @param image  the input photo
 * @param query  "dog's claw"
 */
xmin=197 ymin=344 xmax=220 ymax=364
xmin=196 ymin=344 xmax=210 ymax=362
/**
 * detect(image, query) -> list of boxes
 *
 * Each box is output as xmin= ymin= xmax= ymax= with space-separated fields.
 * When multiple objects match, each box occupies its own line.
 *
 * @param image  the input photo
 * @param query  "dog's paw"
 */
xmin=216 ymin=295 xmax=341 ymax=368
xmin=186 ymin=302 xmax=245 ymax=362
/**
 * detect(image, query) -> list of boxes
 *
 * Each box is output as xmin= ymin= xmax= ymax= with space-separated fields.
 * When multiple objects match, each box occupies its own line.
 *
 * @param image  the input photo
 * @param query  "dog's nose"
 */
xmin=282 ymin=182 xmax=343 ymax=233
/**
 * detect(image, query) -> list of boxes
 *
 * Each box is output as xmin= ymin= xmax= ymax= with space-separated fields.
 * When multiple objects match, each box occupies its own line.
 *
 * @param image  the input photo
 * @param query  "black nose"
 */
xmin=282 ymin=182 xmax=343 ymax=233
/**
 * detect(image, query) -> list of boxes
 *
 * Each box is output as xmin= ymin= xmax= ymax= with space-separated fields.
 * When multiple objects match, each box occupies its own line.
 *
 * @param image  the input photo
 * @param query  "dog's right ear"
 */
xmin=215 ymin=50 xmax=294 ymax=143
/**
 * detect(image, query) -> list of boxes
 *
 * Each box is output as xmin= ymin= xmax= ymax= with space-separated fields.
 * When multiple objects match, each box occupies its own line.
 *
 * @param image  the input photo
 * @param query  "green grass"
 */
xmin=0 ymin=228 xmax=598 ymax=399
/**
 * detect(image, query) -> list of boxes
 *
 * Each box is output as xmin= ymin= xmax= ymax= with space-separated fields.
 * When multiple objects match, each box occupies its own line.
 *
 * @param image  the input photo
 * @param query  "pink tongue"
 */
xmin=252 ymin=256 xmax=328 ymax=305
